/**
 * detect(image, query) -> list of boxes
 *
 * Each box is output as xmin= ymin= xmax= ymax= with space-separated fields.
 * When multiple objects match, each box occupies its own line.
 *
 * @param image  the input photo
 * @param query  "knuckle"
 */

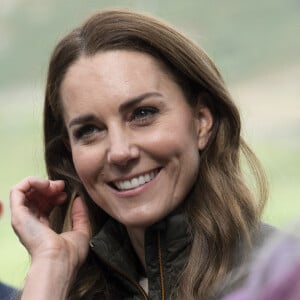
xmin=9 ymin=187 xmax=17 ymax=199
xmin=11 ymin=214 xmax=21 ymax=230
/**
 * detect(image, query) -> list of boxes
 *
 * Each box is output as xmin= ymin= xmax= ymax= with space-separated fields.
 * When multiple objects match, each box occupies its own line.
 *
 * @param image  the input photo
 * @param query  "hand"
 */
xmin=10 ymin=176 xmax=91 ymax=271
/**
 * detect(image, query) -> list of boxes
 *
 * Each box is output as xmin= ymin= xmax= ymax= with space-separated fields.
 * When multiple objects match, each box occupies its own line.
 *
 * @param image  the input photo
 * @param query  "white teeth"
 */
xmin=144 ymin=173 xmax=150 ymax=182
xmin=123 ymin=181 xmax=131 ymax=190
xmin=114 ymin=170 xmax=157 ymax=191
xmin=131 ymin=178 xmax=139 ymax=188
xmin=138 ymin=176 xmax=145 ymax=185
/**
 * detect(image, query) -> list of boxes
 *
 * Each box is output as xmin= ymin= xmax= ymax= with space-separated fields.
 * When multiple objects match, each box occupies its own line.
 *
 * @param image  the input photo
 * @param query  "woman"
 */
xmin=10 ymin=10 xmax=274 ymax=299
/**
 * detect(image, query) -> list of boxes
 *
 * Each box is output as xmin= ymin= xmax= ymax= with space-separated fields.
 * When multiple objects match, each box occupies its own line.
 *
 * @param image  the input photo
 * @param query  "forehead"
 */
xmin=61 ymin=50 xmax=171 ymax=89
xmin=60 ymin=50 xmax=178 ymax=108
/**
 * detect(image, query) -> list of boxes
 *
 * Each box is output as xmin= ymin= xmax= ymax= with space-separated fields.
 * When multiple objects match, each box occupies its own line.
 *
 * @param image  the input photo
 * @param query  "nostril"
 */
xmin=107 ymin=147 xmax=139 ymax=166
xmin=107 ymin=132 xmax=139 ymax=165
xmin=107 ymin=151 xmax=131 ymax=165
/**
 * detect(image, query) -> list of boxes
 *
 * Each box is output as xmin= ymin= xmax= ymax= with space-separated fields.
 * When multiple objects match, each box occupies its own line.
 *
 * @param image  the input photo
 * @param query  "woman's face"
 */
xmin=61 ymin=50 xmax=212 ymax=229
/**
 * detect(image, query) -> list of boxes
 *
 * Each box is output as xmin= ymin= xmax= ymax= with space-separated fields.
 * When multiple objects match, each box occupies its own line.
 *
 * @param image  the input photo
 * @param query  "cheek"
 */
xmin=144 ymin=121 xmax=199 ymax=159
xmin=71 ymin=148 xmax=100 ymax=184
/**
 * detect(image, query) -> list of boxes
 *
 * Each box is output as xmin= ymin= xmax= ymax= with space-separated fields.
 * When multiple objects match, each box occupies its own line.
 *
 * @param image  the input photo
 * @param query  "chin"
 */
xmin=120 ymin=211 xmax=166 ymax=229
xmin=122 ymin=219 xmax=155 ymax=229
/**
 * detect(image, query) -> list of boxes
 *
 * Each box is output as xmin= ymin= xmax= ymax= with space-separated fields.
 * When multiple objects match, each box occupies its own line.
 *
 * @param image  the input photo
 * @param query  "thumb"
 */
xmin=71 ymin=197 xmax=91 ymax=239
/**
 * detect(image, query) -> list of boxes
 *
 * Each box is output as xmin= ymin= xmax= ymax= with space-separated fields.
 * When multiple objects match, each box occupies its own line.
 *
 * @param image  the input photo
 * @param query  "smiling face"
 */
xmin=61 ymin=50 xmax=212 ymax=230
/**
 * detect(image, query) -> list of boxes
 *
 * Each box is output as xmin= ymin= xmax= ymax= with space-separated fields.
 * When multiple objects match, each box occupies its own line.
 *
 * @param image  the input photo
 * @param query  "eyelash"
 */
xmin=72 ymin=106 xmax=159 ymax=140
xmin=130 ymin=106 xmax=159 ymax=124
xmin=73 ymin=124 xmax=99 ymax=140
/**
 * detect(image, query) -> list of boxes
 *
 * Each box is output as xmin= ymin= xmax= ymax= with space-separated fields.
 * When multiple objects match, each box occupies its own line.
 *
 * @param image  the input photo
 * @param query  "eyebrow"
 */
xmin=119 ymin=92 xmax=163 ymax=112
xmin=68 ymin=92 xmax=163 ymax=128
xmin=68 ymin=114 xmax=98 ymax=128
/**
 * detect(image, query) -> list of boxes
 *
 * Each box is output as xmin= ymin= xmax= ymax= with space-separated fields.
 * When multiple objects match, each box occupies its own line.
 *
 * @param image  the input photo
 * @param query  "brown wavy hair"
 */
xmin=44 ymin=9 xmax=267 ymax=299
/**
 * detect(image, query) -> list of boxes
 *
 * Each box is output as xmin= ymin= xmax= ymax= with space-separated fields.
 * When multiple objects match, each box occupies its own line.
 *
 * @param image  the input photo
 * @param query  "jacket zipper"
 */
xmin=113 ymin=230 xmax=165 ymax=300
xmin=157 ymin=230 xmax=165 ymax=300
xmin=90 ymin=242 xmax=148 ymax=299
xmin=107 ymin=264 xmax=149 ymax=300
xmin=120 ymin=270 xmax=149 ymax=300
xmin=91 ymin=231 xmax=166 ymax=300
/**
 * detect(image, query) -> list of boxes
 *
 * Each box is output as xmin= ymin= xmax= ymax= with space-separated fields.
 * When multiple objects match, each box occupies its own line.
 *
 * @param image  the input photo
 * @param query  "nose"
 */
xmin=107 ymin=128 xmax=139 ymax=166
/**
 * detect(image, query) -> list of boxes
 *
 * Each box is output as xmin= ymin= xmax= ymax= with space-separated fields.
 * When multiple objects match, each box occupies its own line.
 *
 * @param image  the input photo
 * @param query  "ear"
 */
xmin=194 ymin=105 xmax=213 ymax=150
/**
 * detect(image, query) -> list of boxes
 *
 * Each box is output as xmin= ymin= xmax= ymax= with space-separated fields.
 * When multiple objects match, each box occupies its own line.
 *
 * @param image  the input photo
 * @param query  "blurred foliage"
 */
xmin=0 ymin=0 xmax=300 ymax=88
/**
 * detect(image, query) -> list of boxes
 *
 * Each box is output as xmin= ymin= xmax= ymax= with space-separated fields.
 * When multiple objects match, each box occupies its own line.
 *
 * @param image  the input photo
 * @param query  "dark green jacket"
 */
xmin=90 ymin=214 xmax=275 ymax=299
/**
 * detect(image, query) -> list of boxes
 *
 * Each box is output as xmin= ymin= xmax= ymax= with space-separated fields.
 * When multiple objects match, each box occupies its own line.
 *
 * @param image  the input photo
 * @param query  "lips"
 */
xmin=110 ymin=169 xmax=160 ymax=191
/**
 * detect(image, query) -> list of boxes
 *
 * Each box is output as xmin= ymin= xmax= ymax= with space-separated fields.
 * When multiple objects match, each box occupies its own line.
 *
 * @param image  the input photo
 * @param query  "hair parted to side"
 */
xmin=44 ymin=9 xmax=268 ymax=299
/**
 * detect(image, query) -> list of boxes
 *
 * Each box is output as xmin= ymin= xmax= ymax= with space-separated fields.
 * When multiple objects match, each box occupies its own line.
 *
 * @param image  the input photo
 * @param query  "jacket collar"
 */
xmin=90 ymin=212 xmax=192 ymax=291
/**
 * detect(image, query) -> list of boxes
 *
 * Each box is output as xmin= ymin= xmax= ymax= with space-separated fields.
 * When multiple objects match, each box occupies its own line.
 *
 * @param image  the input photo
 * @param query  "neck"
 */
xmin=126 ymin=226 xmax=146 ymax=270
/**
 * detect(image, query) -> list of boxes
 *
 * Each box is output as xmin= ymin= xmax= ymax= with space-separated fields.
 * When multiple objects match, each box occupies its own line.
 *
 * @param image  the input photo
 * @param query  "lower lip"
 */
xmin=109 ymin=169 xmax=161 ymax=198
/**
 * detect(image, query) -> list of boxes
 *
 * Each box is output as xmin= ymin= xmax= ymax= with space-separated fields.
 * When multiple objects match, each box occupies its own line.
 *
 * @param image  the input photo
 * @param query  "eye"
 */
xmin=131 ymin=106 xmax=159 ymax=124
xmin=73 ymin=124 xmax=99 ymax=140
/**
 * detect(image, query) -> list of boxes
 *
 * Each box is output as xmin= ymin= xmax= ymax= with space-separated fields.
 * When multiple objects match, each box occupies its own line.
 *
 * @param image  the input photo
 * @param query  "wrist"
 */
xmin=22 ymin=259 xmax=77 ymax=300
xmin=30 ymin=240 xmax=82 ymax=273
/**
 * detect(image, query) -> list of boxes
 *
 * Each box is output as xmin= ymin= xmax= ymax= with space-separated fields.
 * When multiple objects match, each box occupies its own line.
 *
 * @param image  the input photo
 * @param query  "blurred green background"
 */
xmin=0 ymin=0 xmax=299 ymax=288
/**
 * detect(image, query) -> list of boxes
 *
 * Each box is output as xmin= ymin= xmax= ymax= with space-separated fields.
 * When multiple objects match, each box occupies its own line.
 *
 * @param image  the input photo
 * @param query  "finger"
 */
xmin=11 ymin=177 xmax=43 ymax=214
xmin=10 ymin=188 xmax=28 ymax=212
xmin=24 ymin=190 xmax=67 ymax=217
xmin=14 ymin=177 xmax=65 ymax=196
xmin=10 ymin=188 xmax=53 ymax=253
xmin=10 ymin=188 xmax=36 ymax=240
xmin=51 ymin=192 xmax=68 ymax=205
xmin=45 ymin=180 xmax=66 ymax=196
xmin=71 ymin=197 xmax=91 ymax=239
xmin=25 ymin=189 xmax=67 ymax=206
xmin=14 ymin=176 xmax=49 ymax=193
xmin=26 ymin=178 xmax=66 ymax=197
xmin=11 ymin=178 xmax=67 ymax=221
